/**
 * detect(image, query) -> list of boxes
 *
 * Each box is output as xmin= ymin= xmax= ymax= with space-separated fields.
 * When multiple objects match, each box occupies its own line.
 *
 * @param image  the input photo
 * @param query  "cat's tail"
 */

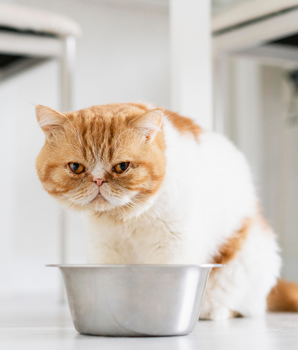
xmin=267 ymin=279 xmax=298 ymax=312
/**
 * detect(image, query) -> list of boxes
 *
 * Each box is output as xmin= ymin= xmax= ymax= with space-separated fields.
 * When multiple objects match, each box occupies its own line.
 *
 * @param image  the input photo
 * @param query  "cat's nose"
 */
xmin=94 ymin=178 xmax=104 ymax=187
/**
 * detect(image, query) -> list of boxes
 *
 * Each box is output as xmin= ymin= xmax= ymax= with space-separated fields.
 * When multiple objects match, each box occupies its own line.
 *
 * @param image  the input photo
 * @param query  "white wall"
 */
xmin=0 ymin=0 xmax=169 ymax=296
xmin=15 ymin=0 xmax=170 ymax=110
xmin=226 ymin=58 xmax=298 ymax=282
xmin=262 ymin=66 xmax=298 ymax=282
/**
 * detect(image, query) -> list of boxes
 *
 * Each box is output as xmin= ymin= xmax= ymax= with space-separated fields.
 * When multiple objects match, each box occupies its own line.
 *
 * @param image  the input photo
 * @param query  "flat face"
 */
xmin=36 ymin=103 xmax=166 ymax=219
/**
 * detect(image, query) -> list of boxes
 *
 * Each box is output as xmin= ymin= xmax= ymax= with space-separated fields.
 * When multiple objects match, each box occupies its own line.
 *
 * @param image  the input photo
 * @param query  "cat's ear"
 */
xmin=35 ymin=105 xmax=66 ymax=137
xmin=130 ymin=109 xmax=163 ymax=143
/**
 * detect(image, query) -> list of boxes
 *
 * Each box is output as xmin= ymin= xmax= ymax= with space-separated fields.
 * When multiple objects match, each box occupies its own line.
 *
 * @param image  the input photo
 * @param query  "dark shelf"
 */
xmin=0 ymin=54 xmax=26 ymax=69
xmin=271 ymin=33 xmax=298 ymax=47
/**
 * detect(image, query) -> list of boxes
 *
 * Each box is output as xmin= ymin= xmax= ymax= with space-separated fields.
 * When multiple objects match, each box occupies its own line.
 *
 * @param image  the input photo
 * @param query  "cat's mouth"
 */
xmin=88 ymin=189 xmax=104 ymax=204
xmin=93 ymin=189 xmax=107 ymax=202
xmin=90 ymin=193 xmax=106 ymax=207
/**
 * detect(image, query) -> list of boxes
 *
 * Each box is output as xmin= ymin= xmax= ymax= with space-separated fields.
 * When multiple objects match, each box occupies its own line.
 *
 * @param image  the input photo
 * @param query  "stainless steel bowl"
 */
xmin=48 ymin=264 xmax=223 ymax=337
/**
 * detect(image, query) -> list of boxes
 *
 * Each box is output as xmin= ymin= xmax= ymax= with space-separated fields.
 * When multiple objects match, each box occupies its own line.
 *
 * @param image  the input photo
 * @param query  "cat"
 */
xmin=35 ymin=102 xmax=298 ymax=320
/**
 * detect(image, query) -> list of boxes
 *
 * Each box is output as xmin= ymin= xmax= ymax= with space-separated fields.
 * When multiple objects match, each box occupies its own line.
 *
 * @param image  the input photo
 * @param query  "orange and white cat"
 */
xmin=35 ymin=103 xmax=298 ymax=320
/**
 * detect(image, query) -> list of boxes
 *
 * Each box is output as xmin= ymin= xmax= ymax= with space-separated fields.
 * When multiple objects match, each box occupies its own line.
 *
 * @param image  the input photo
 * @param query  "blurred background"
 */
xmin=0 ymin=0 xmax=297 ymax=301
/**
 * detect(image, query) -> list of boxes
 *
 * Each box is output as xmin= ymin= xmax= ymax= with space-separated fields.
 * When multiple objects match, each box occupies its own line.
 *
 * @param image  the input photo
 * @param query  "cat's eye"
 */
xmin=69 ymin=162 xmax=85 ymax=174
xmin=113 ymin=162 xmax=130 ymax=174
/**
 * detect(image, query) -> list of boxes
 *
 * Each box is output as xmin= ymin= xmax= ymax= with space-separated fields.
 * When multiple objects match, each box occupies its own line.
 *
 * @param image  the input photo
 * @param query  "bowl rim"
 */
xmin=46 ymin=263 xmax=225 ymax=268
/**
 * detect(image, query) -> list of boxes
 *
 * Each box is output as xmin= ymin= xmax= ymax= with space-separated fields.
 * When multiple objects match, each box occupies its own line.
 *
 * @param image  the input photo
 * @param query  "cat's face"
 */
xmin=36 ymin=103 xmax=166 ymax=218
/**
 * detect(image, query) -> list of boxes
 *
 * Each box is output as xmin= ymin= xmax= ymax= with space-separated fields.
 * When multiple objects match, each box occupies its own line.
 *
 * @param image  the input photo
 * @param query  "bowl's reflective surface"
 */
xmin=47 ymin=264 xmax=223 ymax=337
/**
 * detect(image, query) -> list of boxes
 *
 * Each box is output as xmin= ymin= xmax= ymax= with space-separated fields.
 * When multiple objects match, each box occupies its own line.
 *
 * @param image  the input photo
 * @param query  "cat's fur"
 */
xmin=35 ymin=102 xmax=298 ymax=320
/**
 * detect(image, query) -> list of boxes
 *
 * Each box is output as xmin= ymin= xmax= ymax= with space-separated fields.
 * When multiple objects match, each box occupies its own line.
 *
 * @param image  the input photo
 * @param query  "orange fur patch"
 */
xmin=165 ymin=110 xmax=203 ymax=141
xmin=267 ymin=279 xmax=298 ymax=312
xmin=213 ymin=218 xmax=251 ymax=265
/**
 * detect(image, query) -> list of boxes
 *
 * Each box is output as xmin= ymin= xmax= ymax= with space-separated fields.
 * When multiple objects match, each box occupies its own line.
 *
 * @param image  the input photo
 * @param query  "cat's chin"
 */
xmin=93 ymin=192 xmax=106 ymax=202
xmin=89 ymin=194 xmax=113 ymax=212
xmin=86 ymin=196 xmax=144 ymax=220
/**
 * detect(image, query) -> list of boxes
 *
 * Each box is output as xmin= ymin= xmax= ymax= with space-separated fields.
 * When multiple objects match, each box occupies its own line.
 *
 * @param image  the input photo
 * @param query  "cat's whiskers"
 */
xmin=71 ymin=190 xmax=97 ymax=206
xmin=67 ymin=180 xmax=98 ymax=206
xmin=128 ymin=199 xmax=154 ymax=225
xmin=115 ymin=205 xmax=126 ymax=220
xmin=55 ymin=198 xmax=79 ymax=213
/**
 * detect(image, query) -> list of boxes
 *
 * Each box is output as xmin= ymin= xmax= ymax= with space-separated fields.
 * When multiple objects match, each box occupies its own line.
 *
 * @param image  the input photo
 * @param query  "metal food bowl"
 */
xmin=47 ymin=264 xmax=223 ymax=337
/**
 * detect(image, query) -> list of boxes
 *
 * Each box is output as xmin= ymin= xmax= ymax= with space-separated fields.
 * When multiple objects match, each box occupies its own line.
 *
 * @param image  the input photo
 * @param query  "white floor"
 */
xmin=1 ymin=296 xmax=298 ymax=350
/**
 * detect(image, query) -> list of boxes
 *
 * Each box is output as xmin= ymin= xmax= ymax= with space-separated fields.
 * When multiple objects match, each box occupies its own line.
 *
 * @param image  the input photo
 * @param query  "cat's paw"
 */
xmin=199 ymin=304 xmax=233 ymax=321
